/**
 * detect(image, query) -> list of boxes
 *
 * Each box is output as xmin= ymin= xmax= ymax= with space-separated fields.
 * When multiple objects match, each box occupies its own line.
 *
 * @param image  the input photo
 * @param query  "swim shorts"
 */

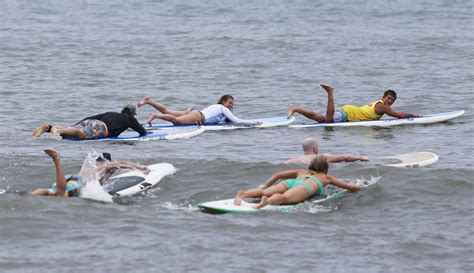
xmin=333 ymin=109 xmax=348 ymax=122
xmin=73 ymin=119 xmax=108 ymax=139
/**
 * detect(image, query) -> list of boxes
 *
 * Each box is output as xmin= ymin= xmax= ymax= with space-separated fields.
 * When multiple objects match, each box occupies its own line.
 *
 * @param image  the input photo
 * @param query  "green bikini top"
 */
xmin=296 ymin=175 xmax=324 ymax=196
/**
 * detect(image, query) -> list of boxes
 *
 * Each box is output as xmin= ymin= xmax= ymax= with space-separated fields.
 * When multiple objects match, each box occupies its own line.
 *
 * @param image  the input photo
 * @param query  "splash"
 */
xmin=77 ymin=150 xmax=113 ymax=203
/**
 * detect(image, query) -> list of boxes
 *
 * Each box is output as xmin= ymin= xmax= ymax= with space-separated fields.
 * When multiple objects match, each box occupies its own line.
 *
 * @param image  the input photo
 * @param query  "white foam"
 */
xmin=77 ymin=151 xmax=113 ymax=203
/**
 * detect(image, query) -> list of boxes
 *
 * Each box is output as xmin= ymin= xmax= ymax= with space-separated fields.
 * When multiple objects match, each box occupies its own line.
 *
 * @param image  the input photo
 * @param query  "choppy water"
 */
xmin=1 ymin=0 xmax=473 ymax=272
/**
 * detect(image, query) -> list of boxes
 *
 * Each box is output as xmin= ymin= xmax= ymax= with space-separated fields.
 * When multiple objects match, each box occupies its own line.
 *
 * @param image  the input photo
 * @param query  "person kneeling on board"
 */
xmin=32 ymin=104 xmax=147 ymax=140
xmin=234 ymin=155 xmax=360 ymax=209
xmin=287 ymin=84 xmax=419 ymax=123
xmin=32 ymin=149 xmax=150 ymax=197
xmin=285 ymin=137 xmax=368 ymax=166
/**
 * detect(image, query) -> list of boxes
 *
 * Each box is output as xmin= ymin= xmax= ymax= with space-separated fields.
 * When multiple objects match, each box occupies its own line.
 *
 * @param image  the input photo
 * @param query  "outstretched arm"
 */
xmin=327 ymin=175 xmax=360 ymax=191
xmin=221 ymin=107 xmax=261 ymax=125
xmin=116 ymin=160 xmax=150 ymax=174
xmin=376 ymin=104 xmax=419 ymax=119
xmin=326 ymin=154 xmax=369 ymax=163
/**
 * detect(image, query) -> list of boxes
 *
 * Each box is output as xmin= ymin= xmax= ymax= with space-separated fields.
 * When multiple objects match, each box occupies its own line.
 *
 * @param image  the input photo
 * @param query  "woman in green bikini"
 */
xmin=234 ymin=155 xmax=360 ymax=209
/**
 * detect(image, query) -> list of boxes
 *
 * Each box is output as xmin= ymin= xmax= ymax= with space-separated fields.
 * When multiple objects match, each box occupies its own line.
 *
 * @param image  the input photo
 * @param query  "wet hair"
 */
xmin=383 ymin=90 xmax=397 ymax=100
xmin=96 ymin=152 xmax=112 ymax=162
xmin=217 ymin=94 xmax=234 ymax=105
xmin=308 ymin=155 xmax=329 ymax=174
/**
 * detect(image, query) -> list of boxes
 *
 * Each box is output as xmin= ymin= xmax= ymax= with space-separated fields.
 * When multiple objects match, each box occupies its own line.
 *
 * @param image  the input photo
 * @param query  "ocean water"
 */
xmin=0 ymin=0 xmax=473 ymax=272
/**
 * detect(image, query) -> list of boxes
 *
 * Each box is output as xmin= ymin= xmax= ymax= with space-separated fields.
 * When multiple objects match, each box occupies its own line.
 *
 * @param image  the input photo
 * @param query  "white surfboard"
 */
xmin=198 ymin=179 xmax=377 ymax=214
xmin=104 ymin=163 xmax=177 ymax=197
xmin=145 ymin=116 xmax=295 ymax=131
xmin=65 ymin=126 xmax=204 ymax=141
xmin=289 ymin=110 xmax=464 ymax=128
xmin=372 ymin=152 xmax=439 ymax=168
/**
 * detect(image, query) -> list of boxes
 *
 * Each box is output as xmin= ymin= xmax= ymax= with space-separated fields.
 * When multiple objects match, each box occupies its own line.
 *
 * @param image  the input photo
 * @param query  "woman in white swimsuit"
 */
xmin=138 ymin=95 xmax=261 ymax=126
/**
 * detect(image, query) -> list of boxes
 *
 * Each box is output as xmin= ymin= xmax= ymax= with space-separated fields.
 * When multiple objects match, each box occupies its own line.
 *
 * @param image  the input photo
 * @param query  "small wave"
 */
xmin=161 ymin=202 xmax=199 ymax=212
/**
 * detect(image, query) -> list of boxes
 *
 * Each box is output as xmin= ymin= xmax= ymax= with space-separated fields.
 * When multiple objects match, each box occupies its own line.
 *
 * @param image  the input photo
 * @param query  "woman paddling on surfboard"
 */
xmin=138 ymin=95 xmax=261 ymax=126
xmin=32 ymin=149 xmax=150 ymax=197
xmin=234 ymin=155 xmax=360 ymax=209
xmin=287 ymin=84 xmax=419 ymax=123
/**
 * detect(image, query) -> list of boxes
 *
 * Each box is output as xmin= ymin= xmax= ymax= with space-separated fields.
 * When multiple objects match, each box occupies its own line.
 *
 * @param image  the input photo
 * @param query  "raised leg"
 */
xmin=287 ymin=104 xmax=326 ymax=122
xmin=320 ymin=84 xmax=335 ymax=122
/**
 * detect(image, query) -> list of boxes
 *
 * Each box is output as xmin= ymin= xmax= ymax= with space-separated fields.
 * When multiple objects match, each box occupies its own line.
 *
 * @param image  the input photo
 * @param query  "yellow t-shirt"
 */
xmin=341 ymin=100 xmax=384 ymax=121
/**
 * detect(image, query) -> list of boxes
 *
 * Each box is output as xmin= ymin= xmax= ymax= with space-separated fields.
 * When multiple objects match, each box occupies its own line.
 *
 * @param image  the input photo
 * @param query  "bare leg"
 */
xmin=254 ymin=186 xmax=308 ymax=208
xmin=51 ymin=127 xmax=87 ymax=139
xmin=287 ymin=104 xmax=326 ymax=122
xmin=32 ymin=124 xmax=51 ymax=137
xmin=138 ymin=96 xmax=192 ymax=116
xmin=252 ymin=196 xmax=269 ymax=209
xmin=234 ymin=189 xmax=264 ymax=205
xmin=320 ymin=84 xmax=335 ymax=122
xmin=145 ymin=110 xmax=201 ymax=125
xmin=44 ymin=149 xmax=67 ymax=196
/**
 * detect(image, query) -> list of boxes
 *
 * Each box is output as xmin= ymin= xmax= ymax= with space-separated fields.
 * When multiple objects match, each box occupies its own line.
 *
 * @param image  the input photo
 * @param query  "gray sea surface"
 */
xmin=0 ymin=0 xmax=473 ymax=272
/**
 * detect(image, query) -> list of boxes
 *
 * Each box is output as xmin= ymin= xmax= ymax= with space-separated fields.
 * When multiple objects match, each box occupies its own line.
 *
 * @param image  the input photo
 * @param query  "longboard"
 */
xmin=104 ymin=163 xmax=177 ymax=197
xmin=198 ymin=179 xmax=377 ymax=214
xmin=372 ymin=152 xmax=439 ymax=168
xmin=289 ymin=110 xmax=464 ymax=128
xmin=145 ymin=116 xmax=295 ymax=131
xmin=64 ymin=126 xmax=204 ymax=141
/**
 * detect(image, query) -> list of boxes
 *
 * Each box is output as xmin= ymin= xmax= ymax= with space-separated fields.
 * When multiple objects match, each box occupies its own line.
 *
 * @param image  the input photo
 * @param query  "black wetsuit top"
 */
xmin=77 ymin=112 xmax=147 ymax=137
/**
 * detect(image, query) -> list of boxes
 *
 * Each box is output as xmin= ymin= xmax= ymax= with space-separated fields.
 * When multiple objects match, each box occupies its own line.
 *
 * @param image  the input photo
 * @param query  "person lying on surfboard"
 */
xmin=287 ymin=84 xmax=419 ymax=123
xmin=32 ymin=149 xmax=150 ymax=197
xmin=285 ymin=137 xmax=368 ymax=165
xmin=138 ymin=95 xmax=261 ymax=126
xmin=32 ymin=104 xmax=147 ymax=140
xmin=234 ymin=155 xmax=360 ymax=209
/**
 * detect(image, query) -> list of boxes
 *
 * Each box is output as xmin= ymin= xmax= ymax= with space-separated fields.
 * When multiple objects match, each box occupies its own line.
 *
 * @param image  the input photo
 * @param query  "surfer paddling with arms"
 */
xmin=234 ymin=155 xmax=360 ymax=209
xmin=138 ymin=95 xmax=261 ymax=126
xmin=285 ymin=137 xmax=368 ymax=165
xmin=287 ymin=84 xmax=419 ymax=123
xmin=32 ymin=149 xmax=150 ymax=197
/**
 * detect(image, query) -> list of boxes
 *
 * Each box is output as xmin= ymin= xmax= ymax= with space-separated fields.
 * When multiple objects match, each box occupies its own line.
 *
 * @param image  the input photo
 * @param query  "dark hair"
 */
xmin=217 ymin=95 xmax=234 ymax=105
xmin=383 ymin=90 xmax=397 ymax=100
xmin=309 ymin=155 xmax=329 ymax=174
xmin=97 ymin=152 xmax=112 ymax=162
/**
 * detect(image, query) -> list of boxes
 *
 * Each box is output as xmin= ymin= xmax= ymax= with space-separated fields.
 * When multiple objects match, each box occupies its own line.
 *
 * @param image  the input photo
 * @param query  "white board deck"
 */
xmin=289 ymin=110 xmax=464 ymax=128
xmin=373 ymin=152 xmax=439 ymax=168
xmin=65 ymin=126 xmax=204 ymax=141
xmin=104 ymin=163 xmax=177 ymax=197
xmin=145 ymin=116 xmax=295 ymax=131
xmin=198 ymin=180 xmax=377 ymax=214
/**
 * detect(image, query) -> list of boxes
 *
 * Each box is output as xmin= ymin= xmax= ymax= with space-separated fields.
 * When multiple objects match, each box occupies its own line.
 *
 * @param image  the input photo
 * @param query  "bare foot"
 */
xmin=145 ymin=113 xmax=156 ymax=126
xmin=287 ymin=104 xmax=296 ymax=119
xmin=252 ymin=196 xmax=268 ymax=209
xmin=43 ymin=148 xmax=60 ymax=159
xmin=234 ymin=190 xmax=246 ymax=205
xmin=138 ymin=96 xmax=151 ymax=108
xmin=32 ymin=124 xmax=51 ymax=137
xmin=320 ymin=84 xmax=334 ymax=94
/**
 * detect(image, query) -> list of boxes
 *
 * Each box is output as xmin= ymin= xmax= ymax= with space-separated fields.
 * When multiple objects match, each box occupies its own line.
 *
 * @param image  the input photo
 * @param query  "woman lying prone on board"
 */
xmin=234 ymin=155 xmax=360 ymax=209
xmin=32 ymin=149 xmax=150 ymax=197
xmin=138 ymin=95 xmax=261 ymax=126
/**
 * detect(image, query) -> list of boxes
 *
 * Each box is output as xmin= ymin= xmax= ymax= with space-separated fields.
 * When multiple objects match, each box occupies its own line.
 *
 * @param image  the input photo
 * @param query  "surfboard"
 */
xmin=104 ymin=163 xmax=177 ymax=197
xmin=289 ymin=110 xmax=464 ymax=128
xmin=372 ymin=152 xmax=439 ymax=168
xmin=145 ymin=116 xmax=295 ymax=131
xmin=198 ymin=179 xmax=377 ymax=214
xmin=64 ymin=126 xmax=204 ymax=141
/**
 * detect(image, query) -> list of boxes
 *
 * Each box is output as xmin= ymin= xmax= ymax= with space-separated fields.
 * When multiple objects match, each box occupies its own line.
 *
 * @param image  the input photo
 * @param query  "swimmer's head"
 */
xmin=309 ymin=155 xmax=328 ymax=174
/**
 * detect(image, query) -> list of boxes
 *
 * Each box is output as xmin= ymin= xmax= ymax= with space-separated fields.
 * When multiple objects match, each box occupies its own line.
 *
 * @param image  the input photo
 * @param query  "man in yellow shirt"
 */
xmin=287 ymin=84 xmax=419 ymax=123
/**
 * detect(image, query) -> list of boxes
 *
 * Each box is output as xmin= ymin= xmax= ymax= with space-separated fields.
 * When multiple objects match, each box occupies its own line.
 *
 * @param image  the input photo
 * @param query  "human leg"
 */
xmin=32 ymin=124 xmax=52 ymax=137
xmin=138 ymin=96 xmax=192 ymax=116
xmin=234 ymin=183 xmax=287 ymax=205
xmin=145 ymin=110 xmax=202 ymax=125
xmin=320 ymin=84 xmax=335 ymax=122
xmin=253 ymin=186 xmax=308 ymax=208
xmin=51 ymin=127 xmax=87 ymax=139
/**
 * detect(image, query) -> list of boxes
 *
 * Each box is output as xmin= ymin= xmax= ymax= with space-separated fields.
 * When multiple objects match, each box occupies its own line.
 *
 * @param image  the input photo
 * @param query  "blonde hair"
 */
xmin=308 ymin=155 xmax=328 ymax=174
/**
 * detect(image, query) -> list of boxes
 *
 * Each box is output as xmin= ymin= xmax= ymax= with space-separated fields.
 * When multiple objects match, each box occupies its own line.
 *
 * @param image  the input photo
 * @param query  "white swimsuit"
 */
xmin=200 ymin=104 xmax=254 ymax=125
